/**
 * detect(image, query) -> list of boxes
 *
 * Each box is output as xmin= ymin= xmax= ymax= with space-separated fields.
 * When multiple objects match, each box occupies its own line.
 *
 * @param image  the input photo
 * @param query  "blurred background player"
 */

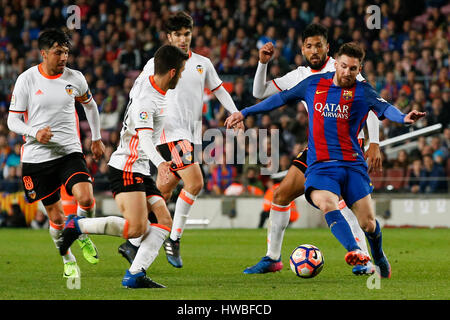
xmin=245 ymin=23 xmax=379 ymax=275
xmin=7 ymin=28 xmax=105 ymax=278
xmin=226 ymin=41 xmax=426 ymax=278
xmin=59 ymin=45 xmax=189 ymax=288
xmin=118 ymin=11 xmax=244 ymax=269
xmin=259 ymin=172 xmax=299 ymax=229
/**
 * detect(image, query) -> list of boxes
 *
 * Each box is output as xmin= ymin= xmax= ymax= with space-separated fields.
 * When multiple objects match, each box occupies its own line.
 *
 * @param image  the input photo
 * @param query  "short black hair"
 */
xmin=301 ymin=23 xmax=328 ymax=42
xmin=165 ymin=11 xmax=194 ymax=33
xmin=337 ymin=42 xmax=365 ymax=62
xmin=154 ymin=45 xmax=189 ymax=75
xmin=38 ymin=28 xmax=71 ymax=50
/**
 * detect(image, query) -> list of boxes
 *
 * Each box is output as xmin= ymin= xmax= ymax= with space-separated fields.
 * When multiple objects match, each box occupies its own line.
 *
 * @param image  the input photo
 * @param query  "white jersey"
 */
xmin=9 ymin=64 xmax=92 ymax=163
xmin=136 ymin=51 xmax=222 ymax=145
xmin=108 ymin=75 xmax=166 ymax=176
xmin=271 ymin=56 xmax=366 ymax=139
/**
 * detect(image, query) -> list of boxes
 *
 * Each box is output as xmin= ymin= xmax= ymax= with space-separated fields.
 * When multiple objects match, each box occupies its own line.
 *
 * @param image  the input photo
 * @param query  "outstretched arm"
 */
xmin=225 ymin=75 xmax=309 ymax=128
xmin=365 ymin=83 xmax=425 ymax=125
xmin=224 ymin=93 xmax=286 ymax=128
xmin=383 ymin=105 xmax=425 ymax=124
xmin=213 ymin=85 xmax=244 ymax=131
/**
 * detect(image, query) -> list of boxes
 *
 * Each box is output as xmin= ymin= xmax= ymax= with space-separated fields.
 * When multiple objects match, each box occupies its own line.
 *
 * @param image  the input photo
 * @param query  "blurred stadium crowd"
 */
xmin=0 ymin=0 xmax=449 ymax=201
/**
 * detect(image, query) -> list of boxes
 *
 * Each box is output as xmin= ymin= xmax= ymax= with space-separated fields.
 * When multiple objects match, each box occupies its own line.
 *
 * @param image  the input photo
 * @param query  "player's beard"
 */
xmin=336 ymin=75 xmax=356 ymax=88
xmin=306 ymin=54 xmax=327 ymax=70
xmin=168 ymin=70 xmax=182 ymax=89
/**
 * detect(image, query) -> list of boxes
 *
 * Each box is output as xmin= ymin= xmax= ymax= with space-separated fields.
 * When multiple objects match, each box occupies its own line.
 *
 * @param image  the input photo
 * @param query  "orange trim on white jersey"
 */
xmin=160 ymin=129 xmax=167 ymax=144
xmin=8 ymin=110 xmax=27 ymax=113
xmin=149 ymin=75 xmax=166 ymax=96
xmin=38 ymin=63 xmax=63 ymax=79
xmin=272 ymin=79 xmax=282 ymax=92
xmin=211 ymin=82 xmax=223 ymax=92
xmin=123 ymin=134 xmax=139 ymax=186
xmin=74 ymin=109 xmax=81 ymax=143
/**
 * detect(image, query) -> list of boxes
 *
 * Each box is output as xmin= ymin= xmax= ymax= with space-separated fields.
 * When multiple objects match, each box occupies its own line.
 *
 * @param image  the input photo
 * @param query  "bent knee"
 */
xmin=126 ymin=222 xmax=148 ymax=239
xmin=157 ymin=216 xmax=172 ymax=230
xmin=45 ymin=207 xmax=65 ymax=224
xmin=273 ymin=188 xmax=292 ymax=206
xmin=184 ymin=180 xmax=203 ymax=196
xmin=156 ymin=183 xmax=173 ymax=201
xmin=359 ymin=218 xmax=376 ymax=233
xmin=77 ymin=196 xmax=95 ymax=209
xmin=316 ymin=199 xmax=339 ymax=213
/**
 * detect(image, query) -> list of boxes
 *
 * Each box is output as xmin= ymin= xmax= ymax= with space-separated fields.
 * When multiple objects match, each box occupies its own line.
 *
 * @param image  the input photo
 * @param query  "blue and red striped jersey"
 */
xmin=277 ymin=72 xmax=392 ymax=167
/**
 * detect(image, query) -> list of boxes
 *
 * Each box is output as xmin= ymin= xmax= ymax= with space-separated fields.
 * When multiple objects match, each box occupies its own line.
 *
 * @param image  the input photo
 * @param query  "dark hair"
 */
xmin=38 ymin=28 xmax=71 ymax=50
xmin=336 ymin=42 xmax=365 ymax=62
xmin=154 ymin=45 xmax=189 ymax=75
xmin=165 ymin=11 xmax=194 ymax=33
xmin=301 ymin=23 xmax=328 ymax=42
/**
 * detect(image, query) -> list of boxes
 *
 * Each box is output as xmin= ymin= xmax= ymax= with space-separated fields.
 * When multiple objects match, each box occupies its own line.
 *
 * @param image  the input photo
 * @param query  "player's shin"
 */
xmin=324 ymin=210 xmax=360 ymax=252
xmin=339 ymin=202 xmax=370 ymax=255
xmin=77 ymin=216 xmax=129 ymax=238
xmin=129 ymin=223 xmax=170 ymax=274
xmin=170 ymin=189 xmax=196 ymax=241
xmin=266 ymin=203 xmax=290 ymax=260
xmin=49 ymin=221 xmax=76 ymax=263
xmin=364 ymin=219 xmax=384 ymax=260
xmin=77 ymin=199 xmax=96 ymax=218
xmin=128 ymin=235 xmax=143 ymax=247
xmin=76 ymin=199 xmax=97 ymax=243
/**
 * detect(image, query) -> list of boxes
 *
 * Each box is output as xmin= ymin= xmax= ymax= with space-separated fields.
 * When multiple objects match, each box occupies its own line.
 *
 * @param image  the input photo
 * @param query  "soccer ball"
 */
xmin=289 ymin=244 xmax=324 ymax=278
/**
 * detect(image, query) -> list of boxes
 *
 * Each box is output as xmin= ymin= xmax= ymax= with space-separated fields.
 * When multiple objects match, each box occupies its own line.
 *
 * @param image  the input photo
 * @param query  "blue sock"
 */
xmin=364 ymin=220 xmax=384 ymax=261
xmin=325 ymin=210 xmax=360 ymax=252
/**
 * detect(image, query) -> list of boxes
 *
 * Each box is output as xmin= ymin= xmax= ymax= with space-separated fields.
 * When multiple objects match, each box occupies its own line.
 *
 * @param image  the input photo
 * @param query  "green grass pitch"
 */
xmin=0 ymin=227 xmax=449 ymax=300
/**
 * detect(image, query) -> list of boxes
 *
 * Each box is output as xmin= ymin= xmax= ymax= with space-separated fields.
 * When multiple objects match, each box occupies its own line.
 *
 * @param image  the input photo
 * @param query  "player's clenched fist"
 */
xmin=91 ymin=139 xmax=106 ymax=161
xmin=259 ymin=42 xmax=274 ymax=64
xmin=36 ymin=126 xmax=53 ymax=144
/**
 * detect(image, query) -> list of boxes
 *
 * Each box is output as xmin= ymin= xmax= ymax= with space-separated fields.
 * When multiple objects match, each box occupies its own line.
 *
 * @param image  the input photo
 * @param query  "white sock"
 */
xmin=77 ymin=216 xmax=129 ymax=238
xmin=339 ymin=201 xmax=370 ymax=256
xmin=128 ymin=236 xmax=143 ymax=247
xmin=129 ymin=223 xmax=170 ymax=274
xmin=170 ymin=189 xmax=196 ymax=241
xmin=49 ymin=222 xmax=76 ymax=264
xmin=266 ymin=203 xmax=291 ymax=260
xmin=77 ymin=199 xmax=96 ymax=218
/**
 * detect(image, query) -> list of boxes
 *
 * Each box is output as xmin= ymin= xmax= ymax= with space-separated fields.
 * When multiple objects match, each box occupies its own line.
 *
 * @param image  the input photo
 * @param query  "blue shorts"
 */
xmin=304 ymin=162 xmax=373 ymax=209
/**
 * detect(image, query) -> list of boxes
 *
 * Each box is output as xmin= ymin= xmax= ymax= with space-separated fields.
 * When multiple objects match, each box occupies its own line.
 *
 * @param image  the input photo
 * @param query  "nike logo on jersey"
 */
xmin=316 ymin=90 xmax=327 ymax=94
xmin=35 ymin=89 xmax=43 ymax=95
